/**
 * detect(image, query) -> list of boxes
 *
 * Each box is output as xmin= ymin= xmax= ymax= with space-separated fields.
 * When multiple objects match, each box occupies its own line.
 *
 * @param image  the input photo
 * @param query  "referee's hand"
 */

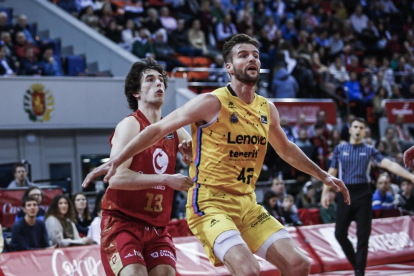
xmin=321 ymin=175 xmax=351 ymax=207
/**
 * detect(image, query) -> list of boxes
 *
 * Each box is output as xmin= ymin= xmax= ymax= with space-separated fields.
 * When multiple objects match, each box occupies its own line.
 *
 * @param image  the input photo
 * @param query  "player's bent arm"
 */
xmin=113 ymin=93 xmax=220 ymax=168
xmin=379 ymin=158 xmax=414 ymax=182
xmin=108 ymin=117 xmax=173 ymax=190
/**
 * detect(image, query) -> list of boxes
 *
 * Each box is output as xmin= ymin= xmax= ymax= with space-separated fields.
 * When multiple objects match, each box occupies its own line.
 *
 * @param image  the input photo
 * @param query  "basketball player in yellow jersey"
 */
xmin=83 ymin=34 xmax=350 ymax=276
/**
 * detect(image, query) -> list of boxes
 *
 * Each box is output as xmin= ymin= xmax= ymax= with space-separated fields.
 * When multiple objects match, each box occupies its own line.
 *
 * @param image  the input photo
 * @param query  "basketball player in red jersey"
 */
xmin=83 ymin=58 xmax=193 ymax=276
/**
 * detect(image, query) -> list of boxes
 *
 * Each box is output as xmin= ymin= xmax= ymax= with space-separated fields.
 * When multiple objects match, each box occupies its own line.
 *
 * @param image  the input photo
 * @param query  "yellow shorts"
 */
xmin=186 ymin=184 xmax=284 ymax=266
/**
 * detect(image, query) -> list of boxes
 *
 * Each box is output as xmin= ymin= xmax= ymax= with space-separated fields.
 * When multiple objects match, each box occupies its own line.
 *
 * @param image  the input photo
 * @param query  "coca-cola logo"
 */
xmin=52 ymin=249 xmax=103 ymax=276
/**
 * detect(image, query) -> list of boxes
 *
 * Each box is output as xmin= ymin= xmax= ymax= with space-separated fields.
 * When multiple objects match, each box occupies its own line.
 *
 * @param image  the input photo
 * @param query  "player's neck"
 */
xmin=230 ymin=80 xmax=255 ymax=104
xmin=139 ymin=106 xmax=161 ymax=124
xmin=349 ymin=137 xmax=363 ymax=145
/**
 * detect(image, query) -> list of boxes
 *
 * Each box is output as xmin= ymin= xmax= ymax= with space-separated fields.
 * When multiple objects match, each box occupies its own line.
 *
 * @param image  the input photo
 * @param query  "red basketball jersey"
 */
xmin=102 ymin=109 xmax=178 ymax=227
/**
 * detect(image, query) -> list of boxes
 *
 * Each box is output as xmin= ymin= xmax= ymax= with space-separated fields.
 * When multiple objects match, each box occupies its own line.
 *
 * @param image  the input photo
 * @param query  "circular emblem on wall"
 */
xmin=24 ymin=83 xmax=54 ymax=122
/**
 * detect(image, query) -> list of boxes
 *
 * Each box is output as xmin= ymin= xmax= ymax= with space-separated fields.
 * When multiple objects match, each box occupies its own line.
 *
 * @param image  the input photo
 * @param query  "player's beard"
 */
xmin=234 ymin=67 xmax=259 ymax=86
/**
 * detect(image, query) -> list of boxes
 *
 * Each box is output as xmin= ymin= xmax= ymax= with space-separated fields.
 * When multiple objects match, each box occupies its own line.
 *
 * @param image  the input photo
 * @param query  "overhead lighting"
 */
xmin=100 ymin=158 xmax=110 ymax=163
xmin=83 ymin=158 xmax=90 ymax=163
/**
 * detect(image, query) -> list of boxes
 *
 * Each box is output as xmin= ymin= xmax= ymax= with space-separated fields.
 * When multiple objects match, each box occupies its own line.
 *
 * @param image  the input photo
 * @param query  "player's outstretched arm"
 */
xmin=82 ymin=93 xmax=220 ymax=186
xmin=379 ymin=158 xmax=414 ymax=183
xmin=404 ymin=145 xmax=414 ymax=170
xmin=267 ymin=101 xmax=350 ymax=205
xmin=82 ymin=116 xmax=193 ymax=191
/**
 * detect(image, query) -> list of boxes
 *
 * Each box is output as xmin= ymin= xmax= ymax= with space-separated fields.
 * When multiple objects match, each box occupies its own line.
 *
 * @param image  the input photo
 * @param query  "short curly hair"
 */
xmin=124 ymin=58 xmax=168 ymax=111
xmin=222 ymin=34 xmax=260 ymax=63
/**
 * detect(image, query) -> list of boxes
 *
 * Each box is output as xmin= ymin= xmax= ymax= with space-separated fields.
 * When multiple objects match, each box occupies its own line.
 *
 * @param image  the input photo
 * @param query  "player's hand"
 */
xmin=321 ymin=174 xmax=350 ymax=205
xmin=320 ymin=191 xmax=330 ymax=209
xmin=165 ymin=174 xmax=194 ymax=192
xmin=404 ymin=145 xmax=414 ymax=170
xmin=82 ymin=159 xmax=119 ymax=188
xmin=178 ymin=140 xmax=192 ymax=166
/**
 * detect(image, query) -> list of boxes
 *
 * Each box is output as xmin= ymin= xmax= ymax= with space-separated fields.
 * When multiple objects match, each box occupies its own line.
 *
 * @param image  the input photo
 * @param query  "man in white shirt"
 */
xmin=0 ymin=44 xmax=14 ymax=76
xmin=350 ymin=5 xmax=368 ymax=33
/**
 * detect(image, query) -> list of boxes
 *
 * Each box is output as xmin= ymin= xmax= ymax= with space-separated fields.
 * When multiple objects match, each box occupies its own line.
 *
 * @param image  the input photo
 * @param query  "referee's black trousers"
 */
xmin=335 ymin=184 xmax=372 ymax=274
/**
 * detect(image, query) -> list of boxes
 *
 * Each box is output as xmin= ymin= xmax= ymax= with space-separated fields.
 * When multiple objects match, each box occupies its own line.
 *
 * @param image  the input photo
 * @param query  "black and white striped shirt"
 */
xmin=330 ymin=143 xmax=385 ymax=185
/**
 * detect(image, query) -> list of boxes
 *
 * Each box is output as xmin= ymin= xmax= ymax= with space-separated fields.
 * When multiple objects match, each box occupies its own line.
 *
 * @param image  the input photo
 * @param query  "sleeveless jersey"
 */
xmin=189 ymin=85 xmax=270 ymax=195
xmin=102 ymin=109 xmax=178 ymax=227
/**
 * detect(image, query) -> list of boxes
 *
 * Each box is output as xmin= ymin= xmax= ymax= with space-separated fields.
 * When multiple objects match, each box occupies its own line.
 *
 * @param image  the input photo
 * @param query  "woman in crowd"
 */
xmin=45 ymin=194 xmax=93 ymax=247
xmin=73 ymin=192 xmax=93 ymax=236
xmin=87 ymin=191 xmax=105 ymax=244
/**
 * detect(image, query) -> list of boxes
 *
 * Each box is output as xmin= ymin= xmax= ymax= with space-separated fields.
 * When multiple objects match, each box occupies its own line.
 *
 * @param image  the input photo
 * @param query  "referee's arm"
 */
xmin=379 ymin=159 xmax=414 ymax=182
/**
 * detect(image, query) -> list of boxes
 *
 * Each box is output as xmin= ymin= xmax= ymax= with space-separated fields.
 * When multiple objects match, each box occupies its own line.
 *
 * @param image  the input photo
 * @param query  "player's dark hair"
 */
xmin=124 ymin=57 xmax=168 ymax=111
xmin=350 ymin=117 xmax=366 ymax=127
xmin=222 ymin=34 xmax=260 ymax=63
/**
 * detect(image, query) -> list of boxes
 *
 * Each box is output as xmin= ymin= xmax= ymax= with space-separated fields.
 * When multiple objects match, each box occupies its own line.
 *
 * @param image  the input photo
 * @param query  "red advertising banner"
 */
xmin=0 ymin=245 xmax=104 ymax=276
xmin=0 ymin=187 xmax=63 ymax=228
xmin=272 ymin=99 xmax=337 ymax=125
xmin=384 ymin=100 xmax=414 ymax=123
xmin=298 ymin=216 xmax=414 ymax=272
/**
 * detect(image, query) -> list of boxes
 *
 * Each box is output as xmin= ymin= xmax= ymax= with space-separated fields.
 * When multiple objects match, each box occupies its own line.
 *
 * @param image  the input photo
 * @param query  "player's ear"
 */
xmin=226 ymin=62 xmax=233 ymax=75
xmin=133 ymin=92 xmax=140 ymax=100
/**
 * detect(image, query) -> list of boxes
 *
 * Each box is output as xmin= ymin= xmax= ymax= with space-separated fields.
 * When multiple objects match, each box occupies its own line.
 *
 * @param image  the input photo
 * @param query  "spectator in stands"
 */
xmin=81 ymin=5 xmax=99 ymax=32
xmin=132 ymin=27 xmax=155 ymax=59
xmin=14 ymin=15 xmax=35 ymax=44
xmin=143 ymin=8 xmax=163 ymax=35
xmin=121 ymin=19 xmax=139 ymax=52
xmin=87 ymin=192 xmax=104 ymax=244
xmin=45 ymin=195 xmax=93 ymax=247
xmin=270 ymin=60 xmax=299 ymax=98
xmin=279 ymin=116 xmax=295 ymax=143
xmin=372 ymin=173 xmax=396 ymax=210
xmin=319 ymin=188 xmax=337 ymax=223
xmin=340 ymin=114 xmax=356 ymax=142
xmin=381 ymin=0 xmax=399 ymax=14
xmin=14 ymin=32 xmax=40 ymax=60
xmin=159 ymin=7 xmax=177 ymax=33
xmin=7 ymin=163 xmax=36 ymax=188
xmin=75 ymin=0 xmax=96 ymax=12
xmin=153 ymin=30 xmax=185 ymax=72
xmin=372 ymin=86 xmax=388 ymax=120
xmin=346 ymin=57 xmax=365 ymax=74
xmin=170 ymin=19 xmax=194 ymax=56
xmin=20 ymin=46 xmax=41 ymax=76
xmin=292 ymin=113 xmax=308 ymax=139
xmin=211 ymin=0 xmax=225 ymax=24
xmin=1 ymin=31 xmax=14 ymax=58
xmin=360 ymin=74 xmax=375 ymax=103
xmin=330 ymin=32 xmax=344 ymax=57
xmin=280 ymin=19 xmax=298 ymax=41
xmin=394 ymin=180 xmax=414 ymax=215
xmin=216 ymin=14 xmax=237 ymax=45
xmin=270 ymin=176 xmax=286 ymax=206
xmin=344 ymin=72 xmax=364 ymax=116
xmin=350 ymin=5 xmax=368 ymax=34
xmin=329 ymin=57 xmax=349 ymax=85
xmin=10 ymin=196 xmax=49 ymax=251
xmin=381 ymin=127 xmax=402 ymax=157
xmin=57 ymin=0 xmax=79 ymax=17
xmin=262 ymin=190 xmax=285 ymax=225
xmin=295 ymin=129 xmax=312 ymax=147
xmin=188 ymin=19 xmax=208 ymax=55
xmin=15 ymin=187 xmax=45 ymax=222
xmin=123 ymin=0 xmax=145 ymax=23
xmin=292 ymin=56 xmax=315 ymax=98
xmin=281 ymin=195 xmax=303 ymax=226
xmin=105 ymin=20 xmax=122 ymax=44
xmin=404 ymin=31 xmax=414 ymax=57
xmin=39 ymin=47 xmax=64 ymax=76
xmin=310 ymin=123 xmax=329 ymax=170
xmin=73 ymin=192 xmax=92 ymax=236
xmin=308 ymin=110 xmax=334 ymax=140
xmin=0 ymin=12 xmax=13 ymax=37
xmin=296 ymin=182 xmax=318 ymax=209
xmin=263 ymin=16 xmax=278 ymax=42
xmin=98 ymin=4 xmax=115 ymax=32
xmin=209 ymin=54 xmax=230 ymax=83
xmin=0 ymin=44 xmax=15 ymax=76
xmin=394 ymin=115 xmax=413 ymax=143
xmin=372 ymin=71 xmax=392 ymax=97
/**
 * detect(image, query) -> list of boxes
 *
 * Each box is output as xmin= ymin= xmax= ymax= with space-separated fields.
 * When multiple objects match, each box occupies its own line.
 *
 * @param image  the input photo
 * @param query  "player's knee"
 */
xmin=233 ymin=259 xmax=260 ymax=276
xmin=119 ymin=263 xmax=147 ymax=276
xmin=148 ymin=265 xmax=175 ymax=276
xmin=288 ymin=256 xmax=310 ymax=276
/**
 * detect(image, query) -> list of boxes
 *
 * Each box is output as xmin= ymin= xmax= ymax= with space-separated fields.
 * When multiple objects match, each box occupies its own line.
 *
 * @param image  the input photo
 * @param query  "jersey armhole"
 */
xmin=199 ymin=112 xmax=219 ymax=129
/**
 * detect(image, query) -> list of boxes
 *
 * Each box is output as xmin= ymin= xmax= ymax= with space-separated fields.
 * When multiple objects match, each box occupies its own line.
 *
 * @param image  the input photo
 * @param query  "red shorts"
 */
xmin=100 ymin=213 xmax=176 ymax=276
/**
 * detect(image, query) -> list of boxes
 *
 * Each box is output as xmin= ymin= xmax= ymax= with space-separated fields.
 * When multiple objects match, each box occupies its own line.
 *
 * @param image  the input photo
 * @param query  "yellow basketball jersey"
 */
xmin=189 ymin=85 xmax=270 ymax=195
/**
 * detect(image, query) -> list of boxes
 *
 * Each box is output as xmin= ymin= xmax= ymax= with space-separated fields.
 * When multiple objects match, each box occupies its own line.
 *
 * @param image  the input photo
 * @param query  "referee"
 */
xmin=321 ymin=118 xmax=414 ymax=276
